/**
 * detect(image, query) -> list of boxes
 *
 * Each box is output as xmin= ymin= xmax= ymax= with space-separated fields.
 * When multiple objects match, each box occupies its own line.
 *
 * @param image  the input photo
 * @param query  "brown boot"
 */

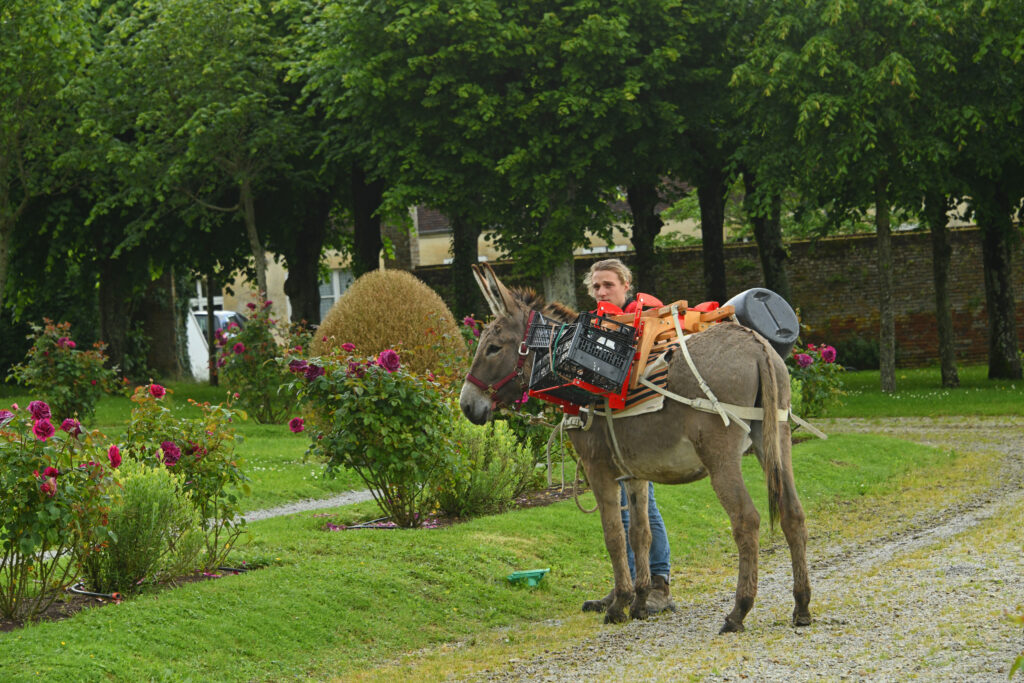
xmin=646 ymin=574 xmax=677 ymax=614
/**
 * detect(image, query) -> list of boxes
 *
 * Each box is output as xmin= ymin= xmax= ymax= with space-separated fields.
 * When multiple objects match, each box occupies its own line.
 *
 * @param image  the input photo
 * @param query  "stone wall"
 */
xmin=413 ymin=228 xmax=1024 ymax=368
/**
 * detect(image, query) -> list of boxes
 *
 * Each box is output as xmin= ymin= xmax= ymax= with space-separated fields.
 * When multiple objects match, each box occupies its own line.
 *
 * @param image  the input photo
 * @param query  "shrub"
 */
xmin=288 ymin=349 xmax=455 ymax=528
xmin=6 ymin=319 xmax=121 ymax=421
xmin=787 ymin=343 xmax=844 ymax=417
xmin=217 ymin=297 xmax=311 ymax=424
xmin=121 ymin=384 xmax=248 ymax=569
xmin=78 ymin=459 xmax=202 ymax=594
xmin=0 ymin=403 xmax=114 ymax=620
xmin=313 ymin=270 xmax=467 ymax=382
xmin=430 ymin=419 xmax=538 ymax=518
xmin=834 ymin=336 xmax=880 ymax=371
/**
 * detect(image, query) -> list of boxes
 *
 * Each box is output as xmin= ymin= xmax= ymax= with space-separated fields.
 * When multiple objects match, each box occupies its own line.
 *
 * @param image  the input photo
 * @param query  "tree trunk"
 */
xmin=924 ymin=191 xmax=959 ymax=388
xmin=240 ymin=179 xmax=267 ymax=297
xmin=98 ymin=257 xmax=136 ymax=377
xmin=141 ymin=268 xmax=182 ymax=379
xmin=284 ymin=192 xmax=333 ymax=325
xmin=697 ymin=167 xmax=728 ymax=303
xmin=973 ymin=187 xmax=1022 ymax=379
xmin=350 ymin=164 xmax=384 ymax=277
xmin=627 ymin=182 xmax=664 ymax=296
xmin=875 ymin=182 xmax=896 ymax=393
xmin=0 ymin=221 xmax=10 ymax=313
xmin=743 ymin=172 xmax=791 ymax=302
xmin=449 ymin=213 xmax=483 ymax=317
xmin=542 ymin=247 xmax=577 ymax=310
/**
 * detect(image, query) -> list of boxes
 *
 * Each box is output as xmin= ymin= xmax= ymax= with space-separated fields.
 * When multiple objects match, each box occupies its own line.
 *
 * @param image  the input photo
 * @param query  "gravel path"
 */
xmin=241 ymin=489 xmax=375 ymax=523
xmin=465 ymin=416 xmax=1024 ymax=682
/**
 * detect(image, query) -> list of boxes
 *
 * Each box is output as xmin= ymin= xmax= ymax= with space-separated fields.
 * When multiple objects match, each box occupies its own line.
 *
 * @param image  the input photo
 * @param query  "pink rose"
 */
xmin=43 ymin=466 xmax=60 ymax=478
xmin=60 ymin=418 xmax=83 ymax=437
xmin=377 ymin=349 xmax=401 ymax=373
xmin=288 ymin=417 xmax=304 ymax=433
xmin=108 ymin=445 xmax=122 ymax=468
xmin=149 ymin=383 xmax=166 ymax=399
xmin=341 ymin=343 xmax=356 ymax=352
xmin=161 ymin=441 xmax=181 ymax=466
xmin=28 ymin=400 xmax=51 ymax=421
xmin=821 ymin=345 xmax=837 ymax=364
xmin=32 ymin=419 xmax=55 ymax=441
xmin=233 ymin=342 xmax=245 ymax=355
xmin=795 ymin=353 xmax=813 ymax=369
xmin=40 ymin=477 xmax=57 ymax=497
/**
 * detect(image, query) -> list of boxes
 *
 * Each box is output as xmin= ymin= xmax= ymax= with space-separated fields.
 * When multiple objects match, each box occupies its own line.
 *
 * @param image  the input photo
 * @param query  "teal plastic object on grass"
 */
xmin=507 ymin=568 xmax=550 ymax=587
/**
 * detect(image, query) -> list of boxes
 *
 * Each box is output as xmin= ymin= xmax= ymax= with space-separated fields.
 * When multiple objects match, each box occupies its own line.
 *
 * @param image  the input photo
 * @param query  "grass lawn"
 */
xmin=828 ymin=364 xmax=1024 ymax=417
xmin=0 ymin=367 xmax=1016 ymax=680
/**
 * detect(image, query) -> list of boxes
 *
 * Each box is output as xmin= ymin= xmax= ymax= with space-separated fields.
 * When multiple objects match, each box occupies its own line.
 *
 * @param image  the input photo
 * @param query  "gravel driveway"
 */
xmin=465 ymin=417 xmax=1024 ymax=682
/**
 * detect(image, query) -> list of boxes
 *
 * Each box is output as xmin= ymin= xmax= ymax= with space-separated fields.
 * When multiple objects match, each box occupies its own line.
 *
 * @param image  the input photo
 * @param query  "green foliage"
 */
xmin=786 ymin=342 xmax=844 ymax=417
xmin=218 ymin=297 xmax=308 ymax=424
xmin=0 ymin=402 xmax=113 ymax=620
xmin=6 ymin=320 xmax=121 ymax=422
xmin=834 ymin=336 xmax=880 ymax=371
xmin=289 ymin=351 xmax=455 ymax=528
xmin=78 ymin=459 xmax=202 ymax=594
xmin=431 ymin=419 xmax=538 ymax=518
xmin=121 ymin=384 xmax=248 ymax=569
xmin=313 ymin=270 xmax=467 ymax=380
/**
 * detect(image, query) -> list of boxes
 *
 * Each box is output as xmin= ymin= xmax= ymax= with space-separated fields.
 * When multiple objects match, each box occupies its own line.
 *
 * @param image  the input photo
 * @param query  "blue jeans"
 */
xmin=620 ymin=481 xmax=671 ymax=580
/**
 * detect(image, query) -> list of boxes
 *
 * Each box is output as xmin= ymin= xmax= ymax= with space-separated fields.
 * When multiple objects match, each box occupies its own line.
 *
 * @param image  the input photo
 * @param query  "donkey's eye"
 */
xmin=485 ymin=344 xmax=502 ymax=356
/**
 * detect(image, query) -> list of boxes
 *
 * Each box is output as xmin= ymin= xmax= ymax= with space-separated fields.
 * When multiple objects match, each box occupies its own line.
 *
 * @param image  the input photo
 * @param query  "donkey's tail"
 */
xmin=757 ymin=338 xmax=784 ymax=532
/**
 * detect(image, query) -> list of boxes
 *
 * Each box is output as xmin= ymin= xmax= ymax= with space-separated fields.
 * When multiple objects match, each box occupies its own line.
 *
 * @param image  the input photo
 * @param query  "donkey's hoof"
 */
xmin=604 ymin=609 xmax=629 ymax=625
xmin=629 ymin=605 xmax=649 ymax=621
xmin=793 ymin=611 xmax=812 ymax=627
xmin=718 ymin=618 xmax=745 ymax=634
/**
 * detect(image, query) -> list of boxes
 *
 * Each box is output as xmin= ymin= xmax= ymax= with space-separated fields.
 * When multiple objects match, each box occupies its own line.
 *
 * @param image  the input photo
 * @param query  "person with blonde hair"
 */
xmin=581 ymin=258 xmax=675 ymax=615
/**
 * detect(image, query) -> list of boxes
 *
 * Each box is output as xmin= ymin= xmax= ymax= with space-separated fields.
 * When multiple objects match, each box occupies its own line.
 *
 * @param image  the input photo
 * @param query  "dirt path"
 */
xmin=465 ymin=416 xmax=1024 ymax=682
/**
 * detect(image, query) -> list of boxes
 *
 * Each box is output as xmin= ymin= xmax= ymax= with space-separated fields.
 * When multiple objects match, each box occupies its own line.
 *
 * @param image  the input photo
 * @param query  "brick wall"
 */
xmin=413 ymin=227 xmax=1024 ymax=367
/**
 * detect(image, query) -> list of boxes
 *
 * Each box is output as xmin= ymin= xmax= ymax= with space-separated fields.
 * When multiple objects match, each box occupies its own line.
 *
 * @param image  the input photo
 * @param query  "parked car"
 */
xmin=193 ymin=310 xmax=247 ymax=335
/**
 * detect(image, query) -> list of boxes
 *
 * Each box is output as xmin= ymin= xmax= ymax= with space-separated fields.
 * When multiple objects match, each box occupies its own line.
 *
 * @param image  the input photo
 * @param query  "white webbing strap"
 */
xmin=671 ymin=304 xmax=732 ymax=427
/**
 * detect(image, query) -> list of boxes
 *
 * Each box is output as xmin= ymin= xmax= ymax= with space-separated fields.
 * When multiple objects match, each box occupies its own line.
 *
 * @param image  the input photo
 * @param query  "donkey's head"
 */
xmin=460 ymin=265 xmax=532 ymax=425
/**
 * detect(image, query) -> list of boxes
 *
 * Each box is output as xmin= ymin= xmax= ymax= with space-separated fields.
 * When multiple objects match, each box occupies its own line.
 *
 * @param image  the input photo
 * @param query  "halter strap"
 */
xmin=464 ymin=310 xmax=536 ymax=408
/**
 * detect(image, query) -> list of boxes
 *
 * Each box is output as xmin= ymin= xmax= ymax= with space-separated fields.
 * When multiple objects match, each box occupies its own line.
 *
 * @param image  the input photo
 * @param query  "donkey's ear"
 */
xmin=472 ymin=264 xmax=505 ymax=317
xmin=482 ymin=263 xmax=518 ymax=316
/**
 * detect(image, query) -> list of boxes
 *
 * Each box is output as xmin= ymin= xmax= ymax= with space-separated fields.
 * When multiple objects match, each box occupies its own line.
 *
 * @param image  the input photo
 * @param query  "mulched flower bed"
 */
xmin=0 ymin=567 xmax=252 ymax=633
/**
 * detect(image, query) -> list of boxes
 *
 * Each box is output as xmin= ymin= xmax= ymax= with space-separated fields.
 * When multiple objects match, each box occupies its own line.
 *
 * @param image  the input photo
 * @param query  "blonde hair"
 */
xmin=583 ymin=258 xmax=633 ymax=294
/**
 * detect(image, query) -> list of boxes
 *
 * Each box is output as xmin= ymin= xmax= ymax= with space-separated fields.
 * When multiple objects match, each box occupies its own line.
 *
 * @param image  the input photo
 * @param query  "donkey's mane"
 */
xmin=511 ymin=287 xmax=578 ymax=323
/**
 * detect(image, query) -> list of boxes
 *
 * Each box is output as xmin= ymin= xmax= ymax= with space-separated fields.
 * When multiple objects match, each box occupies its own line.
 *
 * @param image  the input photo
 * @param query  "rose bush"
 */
xmin=121 ymin=384 xmax=248 ymax=569
xmin=217 ymin=297 xmax=312 ymax=424
xmin=6 ymin=319 xmax=121 ymax=421
xmin=288 ymin=349 xmax=455 ymax=528
xmin=0 ymin=402 xmax=114 ymax=620
xmin=786 ymin=342 xmax=844 ymax=417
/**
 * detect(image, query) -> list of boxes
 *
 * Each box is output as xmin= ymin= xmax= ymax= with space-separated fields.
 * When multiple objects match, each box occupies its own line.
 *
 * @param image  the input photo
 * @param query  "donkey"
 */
xmin=460 ymin=266 xmax=811 ymax=632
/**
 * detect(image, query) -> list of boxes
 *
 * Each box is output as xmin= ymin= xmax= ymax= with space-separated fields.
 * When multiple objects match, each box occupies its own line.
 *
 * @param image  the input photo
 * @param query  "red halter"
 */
xmin=464 ymin=311 xmax=536 ymax=408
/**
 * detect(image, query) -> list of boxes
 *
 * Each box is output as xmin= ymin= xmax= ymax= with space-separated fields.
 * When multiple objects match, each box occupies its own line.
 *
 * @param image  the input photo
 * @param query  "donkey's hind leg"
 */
xmin=776 ymin=421 xmax=812 ymax=626
xmin=705 ymin=451 xmax=761 ymax=634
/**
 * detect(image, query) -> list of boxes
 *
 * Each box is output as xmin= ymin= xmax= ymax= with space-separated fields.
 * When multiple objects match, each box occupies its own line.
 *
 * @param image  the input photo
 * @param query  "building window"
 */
xmin=319 ymin=269 xmax=354 ymax=320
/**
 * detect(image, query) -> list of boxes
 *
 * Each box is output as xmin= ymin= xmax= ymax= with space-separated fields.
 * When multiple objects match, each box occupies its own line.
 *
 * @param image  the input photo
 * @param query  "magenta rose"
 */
xmin=161 ymin=441 xmax=182 ymax=466
xmin=32 ymin=419 xmax=55 ymax=441
xmin=304 ymin=364 xmax=326 ymax=381
xmin=288 ymin=417 xmax=305 ymax=433
xmin=108 ymin=445 xmax=122 ymax=468
xmin=149 ymin=383 xmax=166 ymax=399
xmin=60 ymin=418 xmax=83 ymax=437
xmin=246 ymin=302 xmax=257 ymax=310
xmin=233 ymin=342 xmax=245 ymax=355
xmin=0 ymin=409 xmax=13 ymax=426
xmin=795 ymin=353 xmax=813 ymax=369
xmin=40 ymin=477 xmax=57 ymax=498
xmin=377 ymin=349 xmax=401 ymax=373
xmin=341 ymin=343 xmax=356 ymax=352
xmin=346 ymin=361 xmax=365 ymax=379
xmin=288 ymin=359 xmax=309 ymax=374
xmin=42 ymin=466 xmax=60 ymax=478
xmin=820 ymin=345 xmax=837 ymax=364
xmin=28 ymin=400 xmax=51 ymax=421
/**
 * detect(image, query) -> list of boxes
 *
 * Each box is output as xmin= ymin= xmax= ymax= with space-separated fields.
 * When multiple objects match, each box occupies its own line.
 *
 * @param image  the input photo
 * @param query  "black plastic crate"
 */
xmin=524 ymin=313 xmax=572 ymax=351
xmin=528 ymin=312 xmax=636 ymax=398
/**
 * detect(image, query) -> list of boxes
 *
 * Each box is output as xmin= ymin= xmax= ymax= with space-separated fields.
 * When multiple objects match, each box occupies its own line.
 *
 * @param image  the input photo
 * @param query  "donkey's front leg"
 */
xmin=587 ymin=467 xmax=635 ymax=624
xmin=624 ymin=478 xmax=653 ymax=620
